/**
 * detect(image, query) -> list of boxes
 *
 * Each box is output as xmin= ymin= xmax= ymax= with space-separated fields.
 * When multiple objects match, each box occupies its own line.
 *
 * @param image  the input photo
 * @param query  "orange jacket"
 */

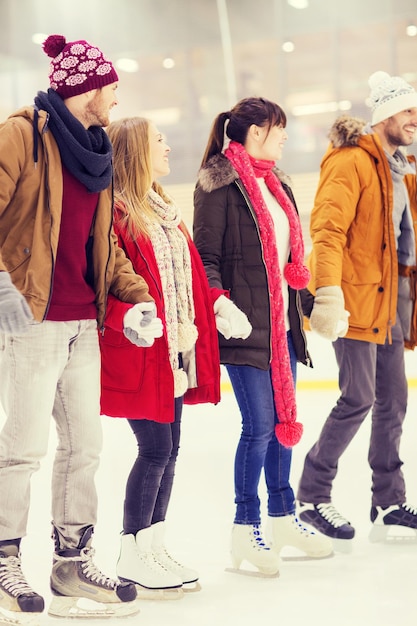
xmin=308 ymin=115 xmax=417 ymax=346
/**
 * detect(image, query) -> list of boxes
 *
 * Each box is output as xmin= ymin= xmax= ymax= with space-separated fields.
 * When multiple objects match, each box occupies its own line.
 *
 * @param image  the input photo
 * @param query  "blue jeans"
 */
xmin=124 ymin=396 xmax=183 ymax=534
xmin=297 ymin=318 xmax=407 ymax=507
xmin=226 ymin=331 xmax=297 ymax=525
xmin=0 ymin=320 xmax=102 ymax=548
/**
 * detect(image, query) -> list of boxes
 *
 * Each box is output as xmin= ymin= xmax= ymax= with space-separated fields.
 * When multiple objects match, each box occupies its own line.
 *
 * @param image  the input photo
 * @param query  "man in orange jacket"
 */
xmin=297 ymin=70 xmax=417 ymax=548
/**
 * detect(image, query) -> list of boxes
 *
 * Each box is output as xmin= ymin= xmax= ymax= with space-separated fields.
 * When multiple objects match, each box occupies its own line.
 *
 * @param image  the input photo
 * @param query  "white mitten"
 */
xmin=0 ymin=271 xmax=33 ymax=334
xmin=213 ymin=295 xmax=252 ymax=340
xmin=123 ymin=302 xmax=163 ymax=347
xmin=310 ymin=286 xmax=350 ymax=341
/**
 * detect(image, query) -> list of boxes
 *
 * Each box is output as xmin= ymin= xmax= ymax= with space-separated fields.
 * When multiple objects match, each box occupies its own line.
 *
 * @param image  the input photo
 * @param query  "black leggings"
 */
xmin=123 ymin=396 xmax=183 ymax=535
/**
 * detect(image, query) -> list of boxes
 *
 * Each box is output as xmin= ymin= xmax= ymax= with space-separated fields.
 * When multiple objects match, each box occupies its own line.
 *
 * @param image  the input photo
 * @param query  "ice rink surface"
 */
xmin=2 ymin=332 xmax=417 ymax=625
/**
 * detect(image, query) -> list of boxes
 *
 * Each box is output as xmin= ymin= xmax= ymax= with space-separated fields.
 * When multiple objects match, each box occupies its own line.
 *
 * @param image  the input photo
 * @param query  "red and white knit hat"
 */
xmin=43 ymin=34 xmax=119 ymax=99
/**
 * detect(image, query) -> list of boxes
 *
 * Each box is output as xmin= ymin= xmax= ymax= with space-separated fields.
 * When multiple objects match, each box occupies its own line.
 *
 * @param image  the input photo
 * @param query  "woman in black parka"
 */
xmin=193 ymin=97 xmax=332 ymax=575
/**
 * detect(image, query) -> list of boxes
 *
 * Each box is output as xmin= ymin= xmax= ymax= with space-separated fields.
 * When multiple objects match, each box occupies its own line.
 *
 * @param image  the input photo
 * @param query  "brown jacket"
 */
xmin=0 ymin=106 xmax=152 ymax=327
xmin=308 ymin=115 xmax=417 ymax=347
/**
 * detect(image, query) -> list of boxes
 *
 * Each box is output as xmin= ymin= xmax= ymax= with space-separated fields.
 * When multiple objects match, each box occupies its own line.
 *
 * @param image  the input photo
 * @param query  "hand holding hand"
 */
xmin=123 ymin=301 xmax=163 ymax=347
xmin=0 ymin=272 xmax=33 ymax=334
xmin=213 ymin=295 xmax=252 ymax=340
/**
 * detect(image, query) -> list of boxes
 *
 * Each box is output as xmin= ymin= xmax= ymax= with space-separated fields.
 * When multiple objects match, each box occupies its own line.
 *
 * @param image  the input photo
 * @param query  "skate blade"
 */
xmin=281 ymin=551 xmax=334 ymax=562
xmin=0 ymin=609 xmax=40 ymax=626
xmin=369 ymin=524 xmax=417 ymax=544
xmin=135 ymin=584 xmax=184 ymax=601
xmin=48 ymin=596 xmax=140 ymax=618
xmin=332 ymin=538 xmax=353 ymax=554
xmin=183 ymin=580 xmax=202 ymax=593
xmin=225 ymin=567 xmax=280 ymax=579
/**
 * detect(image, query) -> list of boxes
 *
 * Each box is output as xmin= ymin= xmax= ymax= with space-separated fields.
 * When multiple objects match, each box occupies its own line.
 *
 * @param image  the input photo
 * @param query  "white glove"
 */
xmin=213 ymin=295 xmax=252 ymax=340
xmin=0 ymin=271 xmax=33 ymax=334
xmin=123 ymin=302 xmax=163 ymax=347
xmin=310 ymin=286 xmax=350 ymax=341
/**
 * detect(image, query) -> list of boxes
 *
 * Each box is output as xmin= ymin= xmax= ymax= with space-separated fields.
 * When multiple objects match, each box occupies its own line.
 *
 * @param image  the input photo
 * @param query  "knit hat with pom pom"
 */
xmin=43 ymin=34 xmax=118 ymax=99
xmin=366 ymin=70 xmax=417 ymax=125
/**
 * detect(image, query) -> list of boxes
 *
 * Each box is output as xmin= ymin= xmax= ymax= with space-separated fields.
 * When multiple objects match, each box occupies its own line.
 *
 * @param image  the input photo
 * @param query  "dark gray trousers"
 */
xmin=297 ymin=319 xmax=407 ymax=507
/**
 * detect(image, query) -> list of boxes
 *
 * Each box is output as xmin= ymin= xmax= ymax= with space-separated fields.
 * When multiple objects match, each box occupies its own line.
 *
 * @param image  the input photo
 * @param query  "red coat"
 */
xmin=99 ymin=219 xmax=221 ymax=422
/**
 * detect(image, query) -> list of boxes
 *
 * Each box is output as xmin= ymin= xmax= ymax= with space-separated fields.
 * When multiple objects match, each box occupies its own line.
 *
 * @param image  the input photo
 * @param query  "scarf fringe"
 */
xmin=284 ymin=262 xmax=310 ymax=290
xmin=178 ymin=322 xmax=198 ymax=352
xmin=174 ymin=368 xmax=189 ymax=398
xmin=275 ymin=421 xmax=303 ymax=447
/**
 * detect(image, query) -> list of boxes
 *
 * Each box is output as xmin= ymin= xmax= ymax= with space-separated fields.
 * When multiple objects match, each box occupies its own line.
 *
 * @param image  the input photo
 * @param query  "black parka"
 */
xmin=193 ymin=153 xmax=310 ymax=369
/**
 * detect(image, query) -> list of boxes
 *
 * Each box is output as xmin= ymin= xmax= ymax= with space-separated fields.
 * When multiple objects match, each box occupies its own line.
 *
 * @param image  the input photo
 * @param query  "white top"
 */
xmin=257 ymin=178 xmax=290 ymax=331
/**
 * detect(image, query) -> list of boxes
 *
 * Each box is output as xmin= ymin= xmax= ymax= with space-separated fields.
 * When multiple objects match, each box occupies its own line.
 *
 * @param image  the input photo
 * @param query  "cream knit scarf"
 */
xmin=224 ymin=141 xmax=310 ymax=447
xmin=147 ymin=189 xmax=198 ymax=396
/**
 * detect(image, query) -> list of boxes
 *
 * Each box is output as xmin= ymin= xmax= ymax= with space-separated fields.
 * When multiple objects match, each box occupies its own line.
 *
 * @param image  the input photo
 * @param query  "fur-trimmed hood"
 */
xmin=197 ymin=152 xmax=291 ymax=193
xmin=328 ymin=114 xmax=367 ymax=149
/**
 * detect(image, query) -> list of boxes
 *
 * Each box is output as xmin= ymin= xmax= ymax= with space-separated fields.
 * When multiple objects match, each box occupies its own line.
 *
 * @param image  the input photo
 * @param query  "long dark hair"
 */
xmin=200 ymin=96 xmax=287 ymax=167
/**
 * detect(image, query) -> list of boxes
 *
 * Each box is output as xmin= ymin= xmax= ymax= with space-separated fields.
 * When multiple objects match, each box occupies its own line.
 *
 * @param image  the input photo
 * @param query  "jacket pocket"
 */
xmin=100 ymin=327 xmax=146 ymax=392
xmin=342 ymin=275 xmax=382 ymax=329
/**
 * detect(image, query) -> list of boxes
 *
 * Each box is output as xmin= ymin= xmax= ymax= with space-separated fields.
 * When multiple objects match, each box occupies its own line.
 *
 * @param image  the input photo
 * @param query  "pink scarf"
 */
xmin=224 ymin=141 xmax=310 ymax=447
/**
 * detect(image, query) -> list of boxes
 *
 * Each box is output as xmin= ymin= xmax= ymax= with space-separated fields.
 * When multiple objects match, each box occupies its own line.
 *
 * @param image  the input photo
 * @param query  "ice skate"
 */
xmin=117 ymin=528 xmax=184 ymax=601
xmin=369 ymin=503 xmax=417 ymax=543
xmin=267 ymin=514 xmax=333 ymax=559
xmin=0 ymin=543 xmax=44 ymax=626
xmin=227 ymin=524 xmax=280 ymax=577
xmin=298 ymin=502 xmax=354 ymax=553
xmin=48 ymin=525 xmax=139 ymax=618
xmin=151 ymin=522 xmax=201 ymax=592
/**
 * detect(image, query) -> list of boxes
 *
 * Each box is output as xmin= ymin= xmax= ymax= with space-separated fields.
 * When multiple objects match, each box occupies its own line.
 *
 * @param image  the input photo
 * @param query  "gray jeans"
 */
xmin=0 ymin=319 xmax=102 ymax=547
xmin=297 ymin=319 xmax=407 ymax=507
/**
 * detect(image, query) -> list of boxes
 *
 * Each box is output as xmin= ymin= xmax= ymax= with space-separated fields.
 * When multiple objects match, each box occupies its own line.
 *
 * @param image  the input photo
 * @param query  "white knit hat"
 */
xmin=366 ymin=71 xmax=417 ymax=125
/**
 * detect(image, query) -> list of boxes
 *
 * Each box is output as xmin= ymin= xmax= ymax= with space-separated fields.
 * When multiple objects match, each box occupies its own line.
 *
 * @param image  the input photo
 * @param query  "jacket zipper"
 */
xmin=39 ymin=113 xmax=55 ymax=321
xmin=235 ymin=179 xmax=273 ymax=363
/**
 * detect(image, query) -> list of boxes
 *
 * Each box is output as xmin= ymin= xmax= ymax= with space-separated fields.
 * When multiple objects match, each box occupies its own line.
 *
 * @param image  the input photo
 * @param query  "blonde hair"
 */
xmin=106 ymin=116 xmax=171 ymax=238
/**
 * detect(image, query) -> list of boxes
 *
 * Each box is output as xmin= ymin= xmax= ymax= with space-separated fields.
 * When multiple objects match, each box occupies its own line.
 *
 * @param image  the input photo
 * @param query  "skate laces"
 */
xmin=293 ymin=516 xmax=314 ymax=536
xmin=80 ymin=547 xmax=120 ymax=589
xmin=156 ymin=547 xmax=181 ymax=567
xmin=142 ymin=550 xmax=170 ymax=572
xmin=316 ymin=504 xmax=350 ymax=528
xmin=252 ymin=525 xmax=269 ymax=549
xmin=402 ymin=503 xmax=417 ymax=515
xmin=0 ymin=555 xmax=36 ymax=597
xmin=54 ymin=547 xmax=118 ymax=589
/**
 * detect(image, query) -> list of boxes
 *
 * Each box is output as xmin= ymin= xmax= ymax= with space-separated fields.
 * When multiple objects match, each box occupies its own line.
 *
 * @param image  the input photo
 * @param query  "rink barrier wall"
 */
xmin=220 ymin=379 xmax=417 ymax=393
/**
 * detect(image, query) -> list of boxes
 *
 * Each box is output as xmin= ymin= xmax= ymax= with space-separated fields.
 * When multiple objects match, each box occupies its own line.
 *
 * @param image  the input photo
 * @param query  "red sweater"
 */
xmin=46 ymin=168 xmax=98 ymax=321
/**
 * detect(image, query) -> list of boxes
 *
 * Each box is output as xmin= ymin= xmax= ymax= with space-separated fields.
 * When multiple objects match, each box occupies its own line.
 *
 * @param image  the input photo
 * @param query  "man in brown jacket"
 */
xmin=297 ymin=71 xmax=417 ymax=549
xmin=0 ymin=35 xmax=162 ymax=620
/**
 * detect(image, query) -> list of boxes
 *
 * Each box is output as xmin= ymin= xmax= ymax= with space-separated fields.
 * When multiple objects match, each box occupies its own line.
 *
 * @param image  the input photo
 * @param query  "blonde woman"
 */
xmin=100 ymin=117 xmax=220 ymax=597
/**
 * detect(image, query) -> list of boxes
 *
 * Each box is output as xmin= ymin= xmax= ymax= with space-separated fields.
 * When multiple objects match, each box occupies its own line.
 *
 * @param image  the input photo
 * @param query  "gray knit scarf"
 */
xmin=146 ymin=189 xmax=198 ymax=397
xmin=364 ymin=123 xmax=416 ymax=265
xmin=386 ymin=150 xmax=416 ymax=266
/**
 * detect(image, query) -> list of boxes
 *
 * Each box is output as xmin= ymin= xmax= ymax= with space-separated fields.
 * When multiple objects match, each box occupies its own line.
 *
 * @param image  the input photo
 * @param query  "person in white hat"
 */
xmin=296 ymin=71 xmax=417 ymax=548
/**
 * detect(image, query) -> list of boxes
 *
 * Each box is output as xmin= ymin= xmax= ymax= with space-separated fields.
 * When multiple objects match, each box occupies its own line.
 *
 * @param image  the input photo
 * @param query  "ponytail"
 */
xmin=200 ymin=111 xmax=230 ymax=167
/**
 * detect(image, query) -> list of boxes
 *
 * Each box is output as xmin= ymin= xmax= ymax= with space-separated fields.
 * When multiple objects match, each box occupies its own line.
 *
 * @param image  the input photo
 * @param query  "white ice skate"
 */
xmin=267 ymin=514 xmax=333 ymax=559
xmin=118 ymin=529 xmax=184 ymax=601
xmin=151 ymin=522 xmax=201 ymax=593
xmin=226 ymin=524 xmax=280 ymax=578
